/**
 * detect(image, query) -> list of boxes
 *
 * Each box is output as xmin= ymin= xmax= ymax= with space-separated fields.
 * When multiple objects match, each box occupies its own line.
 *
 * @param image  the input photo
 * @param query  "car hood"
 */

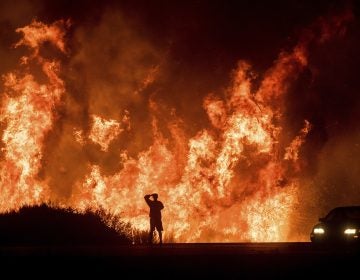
xmin=315 ymin=220 xmax=360 ymax=229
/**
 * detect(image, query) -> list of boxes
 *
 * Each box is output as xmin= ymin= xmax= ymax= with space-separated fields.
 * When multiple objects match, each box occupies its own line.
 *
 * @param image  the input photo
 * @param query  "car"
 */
xmin=310 ymin=206 xmax=360 ymax=244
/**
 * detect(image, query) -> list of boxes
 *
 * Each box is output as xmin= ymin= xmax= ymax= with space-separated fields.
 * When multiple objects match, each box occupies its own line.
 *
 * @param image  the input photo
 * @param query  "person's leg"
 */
xmin=149 ymin=219 xmax=155 ymax=244
xmin=158 ymin=230 xmax=163 ymax=244
xmin=148 ymin=230 xmax=153 ymax=244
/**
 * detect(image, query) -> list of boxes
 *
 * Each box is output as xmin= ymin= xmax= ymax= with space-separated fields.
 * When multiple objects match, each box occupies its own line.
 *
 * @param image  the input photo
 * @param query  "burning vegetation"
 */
xmin=0 ymin=3 xmax=357 ymax=243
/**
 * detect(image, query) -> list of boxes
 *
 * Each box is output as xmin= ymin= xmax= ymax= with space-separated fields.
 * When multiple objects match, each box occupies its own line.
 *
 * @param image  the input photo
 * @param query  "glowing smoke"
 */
xmin=0 ymin=6 xmax=356 ymax=242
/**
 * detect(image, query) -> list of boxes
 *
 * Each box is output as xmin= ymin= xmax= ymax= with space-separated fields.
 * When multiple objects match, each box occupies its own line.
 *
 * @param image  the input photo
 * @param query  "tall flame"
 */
xmin=0 ymin=20 xmax=68 ymax=212
xmin=0 ymin=11 xmax=353 ymax=242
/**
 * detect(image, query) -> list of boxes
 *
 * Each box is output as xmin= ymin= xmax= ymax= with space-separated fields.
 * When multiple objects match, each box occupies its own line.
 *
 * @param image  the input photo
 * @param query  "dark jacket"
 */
xmin=144 ymin=195 xmax=164 ymax=220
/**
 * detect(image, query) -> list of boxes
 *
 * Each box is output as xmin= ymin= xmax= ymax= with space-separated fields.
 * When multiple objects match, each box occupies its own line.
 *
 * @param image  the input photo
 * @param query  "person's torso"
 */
xmin=149 ymin=201 xmax=163 ymax=218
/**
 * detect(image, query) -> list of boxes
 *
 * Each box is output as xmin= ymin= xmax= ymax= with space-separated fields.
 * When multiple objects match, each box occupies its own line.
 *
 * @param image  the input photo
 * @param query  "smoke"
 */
xmin=1 ymin=1 xmax=360 ymax=242
xmin=40 ymin=9 xmax=163 ymax=199
xmin=284 ymin=7 xmax=360 ymax=239
xmin=0 ymin=1 xmax=41 ymax=80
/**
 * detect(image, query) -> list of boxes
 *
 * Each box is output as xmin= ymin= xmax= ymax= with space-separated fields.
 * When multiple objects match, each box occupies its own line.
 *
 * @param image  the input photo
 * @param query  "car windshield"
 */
xmin=324 ymin=207 xmax=360 ymax=222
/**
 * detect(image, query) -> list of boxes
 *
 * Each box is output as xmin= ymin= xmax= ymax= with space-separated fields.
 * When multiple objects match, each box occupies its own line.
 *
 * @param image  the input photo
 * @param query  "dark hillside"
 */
xmin=0 ymin=205 xmax=130 ymax=245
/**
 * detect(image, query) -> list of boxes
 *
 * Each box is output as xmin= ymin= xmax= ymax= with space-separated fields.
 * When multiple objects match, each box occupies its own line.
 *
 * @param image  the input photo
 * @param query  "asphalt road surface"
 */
xmin=1 ymin=243 xmax=359 ymax=279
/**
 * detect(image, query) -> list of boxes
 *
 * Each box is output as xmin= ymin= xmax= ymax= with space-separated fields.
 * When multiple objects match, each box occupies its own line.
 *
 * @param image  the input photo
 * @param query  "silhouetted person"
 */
xmin=144 ymin=193 xmax=164 ymax=244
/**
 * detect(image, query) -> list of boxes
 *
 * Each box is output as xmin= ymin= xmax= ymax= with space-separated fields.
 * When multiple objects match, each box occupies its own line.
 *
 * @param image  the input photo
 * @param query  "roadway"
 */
xmin=1 ymin=243 xmax=359 ymax=278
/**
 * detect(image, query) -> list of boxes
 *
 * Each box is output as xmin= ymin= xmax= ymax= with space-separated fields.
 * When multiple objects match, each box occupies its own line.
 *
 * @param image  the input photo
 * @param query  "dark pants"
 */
xmin=149 ymin=217 xmax=163 ymax=243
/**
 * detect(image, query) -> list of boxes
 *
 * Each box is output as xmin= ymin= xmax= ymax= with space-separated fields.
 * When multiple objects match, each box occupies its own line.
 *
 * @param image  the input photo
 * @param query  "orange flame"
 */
xmin=284 ymin=120 xmax=312 ymax=162
xmin=89 ymin=115 xmax=122 ymax=151
xmin=0 ymin=20 xmax=67 ymax=212
xmin=0 ymin=12 xmax=353 ymax=242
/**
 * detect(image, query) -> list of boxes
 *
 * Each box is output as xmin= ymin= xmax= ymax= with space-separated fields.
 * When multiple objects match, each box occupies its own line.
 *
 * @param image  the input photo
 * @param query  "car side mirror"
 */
xmin=319 ymin=217 xmax=325 ymax=222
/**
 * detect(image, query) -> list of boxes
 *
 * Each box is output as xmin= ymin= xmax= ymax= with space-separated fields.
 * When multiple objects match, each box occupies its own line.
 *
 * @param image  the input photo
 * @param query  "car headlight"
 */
xmin=344 ymin=228 xmax=357 ymax=235
xmin=313 ymin=228 xmax=325 ymax=234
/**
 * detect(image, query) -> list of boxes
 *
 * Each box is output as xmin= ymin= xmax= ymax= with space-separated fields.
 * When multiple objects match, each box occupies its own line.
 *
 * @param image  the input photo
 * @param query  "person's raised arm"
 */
xmin=144 ymin=194 xmax=151 ymax=206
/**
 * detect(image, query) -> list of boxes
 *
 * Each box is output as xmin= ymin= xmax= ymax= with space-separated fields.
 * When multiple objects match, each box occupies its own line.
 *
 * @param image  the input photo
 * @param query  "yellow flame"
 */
xmin=0 ymin=21 xmax=66 ymax=212
xmin=89 ymin=115 xmax=122 ymax=151
xmin=0 ymin=13 xmax=352 ymax=242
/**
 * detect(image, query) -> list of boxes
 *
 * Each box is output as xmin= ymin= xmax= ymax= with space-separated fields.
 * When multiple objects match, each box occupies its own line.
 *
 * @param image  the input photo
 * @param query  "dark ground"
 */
xmin=0 ymin=206 xmax=359 ymax=278
xmin=1 ymin=243 xmax=359 ymax=279
xmin=0 ymin=205 xmax=131 ymax=245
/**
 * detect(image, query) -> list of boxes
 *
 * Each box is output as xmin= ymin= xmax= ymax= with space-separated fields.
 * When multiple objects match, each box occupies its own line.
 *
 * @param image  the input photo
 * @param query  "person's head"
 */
xmin=152 ymin=193 xmax=158 ymax=200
